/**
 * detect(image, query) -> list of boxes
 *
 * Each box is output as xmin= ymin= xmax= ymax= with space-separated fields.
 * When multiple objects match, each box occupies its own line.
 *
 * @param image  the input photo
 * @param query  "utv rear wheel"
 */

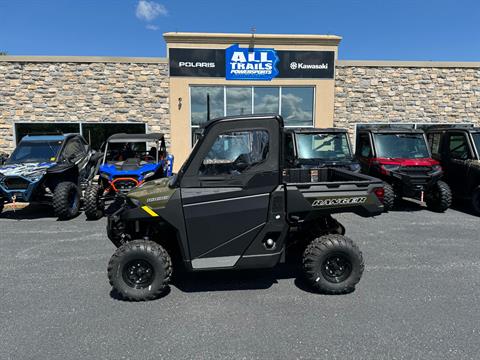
xmin=426 ymin=180 xmax=452 ymax=212
xmin=302 ymin=234 xmax=364 ymax=294
xmin=85 ymin=183 xmax=104 ymax=220
xmin=53 ymin=182 xmax=81 ymax=220
xmin=107 ymin=240 xmax=172 ymax=301
xmin=383 ymin=183 xmax=395 ymax=211
xmin=471 ymin=187 xmax=480 ymax=215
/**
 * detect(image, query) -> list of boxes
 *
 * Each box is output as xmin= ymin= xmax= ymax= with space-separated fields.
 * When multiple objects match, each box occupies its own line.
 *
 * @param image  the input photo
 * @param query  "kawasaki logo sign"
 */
xmin=225 ymin=44 xmax=279 ymax=81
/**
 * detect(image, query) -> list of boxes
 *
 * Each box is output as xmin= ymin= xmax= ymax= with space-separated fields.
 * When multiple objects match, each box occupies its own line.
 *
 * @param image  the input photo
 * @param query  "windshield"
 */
xmin=296 ymin=133 xmax=352 ymax=160
xmin=374 ymin=133 xmax=430 ymax=158
xmin=472 ymin=133 xmax=480 ymax=155
xmin=6 ymin=141 xmax=62 ymax=164
xmin=104 ymin=142 xmax=157 ymax=163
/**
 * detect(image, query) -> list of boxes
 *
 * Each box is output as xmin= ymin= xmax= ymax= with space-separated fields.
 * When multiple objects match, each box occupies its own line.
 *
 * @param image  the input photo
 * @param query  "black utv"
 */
xmin=105 ymin=115 xmax=385 ymax=301
xmin=0 ymin=134 xmax=102 ymax=219
xmin=426 ymin=126 xmax=480 ymax=214
xmin=284 ymin=128 xmax=361 ymax=172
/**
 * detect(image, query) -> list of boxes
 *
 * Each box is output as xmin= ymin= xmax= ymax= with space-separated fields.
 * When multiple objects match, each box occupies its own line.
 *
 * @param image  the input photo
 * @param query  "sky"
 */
xmin=0 ymin=0 xmax=479 ymax=61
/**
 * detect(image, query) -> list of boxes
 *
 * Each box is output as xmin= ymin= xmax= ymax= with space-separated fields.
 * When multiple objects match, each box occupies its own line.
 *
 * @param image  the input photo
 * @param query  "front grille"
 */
xmin=400 ymin=166 xmax=432 ymax=173
xmin=3 ymin=176 xmax=30 ymax=190
xmin=112 ymin=177 xmax=139 ymax=193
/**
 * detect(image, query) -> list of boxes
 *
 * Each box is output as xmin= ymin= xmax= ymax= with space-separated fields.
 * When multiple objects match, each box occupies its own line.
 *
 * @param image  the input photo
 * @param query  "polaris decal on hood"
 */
xmin=0 ymin=162 xmax=55 ymax=177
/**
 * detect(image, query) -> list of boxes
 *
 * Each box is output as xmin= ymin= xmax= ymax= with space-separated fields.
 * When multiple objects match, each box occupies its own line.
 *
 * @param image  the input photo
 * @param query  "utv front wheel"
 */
xmin=302 ymin=234 xmax=364 ymax=294
xmin=85 ymin=183 xmax=104 ymax=220
xmin=383 ymin=183 xmax=395 ymax=211
xmin=471 ymin=187 xmax=480 ymax=215
xmin=426 ymin=180 xmax=452 ymax=212
xmin=107 ymin=240 xmax=172 ymax=301
xmin=53 ymin=182 xmax=81 ymax=220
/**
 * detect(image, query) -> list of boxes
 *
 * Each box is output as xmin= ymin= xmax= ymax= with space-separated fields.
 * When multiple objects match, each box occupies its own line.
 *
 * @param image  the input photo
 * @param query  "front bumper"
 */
xmin=389 ymin=170 xmax=442 ymax=196
xmin=0 ymin=176 xmax=38 ymax=202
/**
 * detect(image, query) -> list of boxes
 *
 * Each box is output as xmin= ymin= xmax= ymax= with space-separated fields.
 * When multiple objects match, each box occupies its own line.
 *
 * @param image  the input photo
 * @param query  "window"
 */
xmin=427 ymin=133 xmax=441 ymax=156
xmin=82 ymin=123 xmax=146 ymax=150
xmin=6 ymin=141 xmax=62 ymax=164
xmin=190 ymin=86 xmax=224 ymax=126
xmin=448 ymin=134 xmax=470 ymax=160
xmin=63 ymin=138 xmax=86 ymax=161
xmin=190 ymin=86 xmax=314 ymax=138
xmin=226 ymin=87 xmax=252 ymax=116
xmin=296 ymin=133 xmax=352 ymax=161
xmin=15 ymin=123 xmax=147 ymax=151
xmin=15 ymin=123 xmax=80 ymax=143
xmin=472 ymin=133 xmax=480 ymax=155
xmin=254 ymin=87 xmax=279 ymax=114
xmin=374 ymin=133 xmax=430 ymax=159
xmin=199 ymin=130 xmax=269 ymax=177
xmin=281 ymin=87 xmax=314 ymax=127
xmin=358 ymin=134 xmax=372 ymax=158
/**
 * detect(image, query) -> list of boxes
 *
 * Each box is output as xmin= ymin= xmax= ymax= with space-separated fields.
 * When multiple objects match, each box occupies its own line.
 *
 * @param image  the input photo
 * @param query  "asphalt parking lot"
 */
xmin=1 ymin=202 xmax=479 ymax=360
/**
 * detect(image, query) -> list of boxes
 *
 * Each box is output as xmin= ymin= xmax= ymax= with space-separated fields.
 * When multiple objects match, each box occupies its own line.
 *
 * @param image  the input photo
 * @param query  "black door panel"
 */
xmin=182 ymin=192 xmax=270 ymax=258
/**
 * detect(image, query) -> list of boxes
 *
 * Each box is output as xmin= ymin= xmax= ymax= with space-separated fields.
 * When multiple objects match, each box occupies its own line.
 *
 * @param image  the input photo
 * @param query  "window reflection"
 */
xmin=281 ymin=87 xmax=314 ymax=127
xmin=191 ymin=87 xmax=224 ymax=126
xmin=226 ymin=87 xmax=252 ymax=116
xmin=190 ymin=86 xmax=314 ymax=129
xmin=254 ymin=87 xmax=279 ymax=114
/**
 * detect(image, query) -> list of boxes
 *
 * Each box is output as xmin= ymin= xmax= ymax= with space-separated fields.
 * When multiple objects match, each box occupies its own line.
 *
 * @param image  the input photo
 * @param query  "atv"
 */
xmin=284 ymin=128 xmax=361 ymax=172
xmin=426 ymin=126 xmax=480 ymax=214
xmin=356 ymin=126 xmax=452 ymax=212
xmin=84 ymin=133 xmax=173 ymax=220
xmin=0 ymin=134 xmax=102 ymax=219
xmin=105 ymin=115 xmax=385 ymax=301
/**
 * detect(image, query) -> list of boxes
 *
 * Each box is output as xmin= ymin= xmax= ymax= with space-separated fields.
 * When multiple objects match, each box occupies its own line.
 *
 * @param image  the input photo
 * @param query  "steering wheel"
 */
xmin=233 ymin=154 xmax=250 ymax=171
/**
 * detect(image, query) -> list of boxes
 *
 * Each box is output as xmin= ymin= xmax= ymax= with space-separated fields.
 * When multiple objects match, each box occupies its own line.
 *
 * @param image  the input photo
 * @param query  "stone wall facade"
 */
xmin=334 ymin=62 xmax=480 ymax=136
xmin=1 ymin=57 xmax=480 ymax=154
xmin=0 ymin=58 xmax=169 ymax=153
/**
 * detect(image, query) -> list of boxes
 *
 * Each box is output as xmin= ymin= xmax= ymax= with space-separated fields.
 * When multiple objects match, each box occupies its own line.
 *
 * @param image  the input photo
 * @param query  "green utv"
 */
xmin=106 ymin=115 xmax=385 ymax=301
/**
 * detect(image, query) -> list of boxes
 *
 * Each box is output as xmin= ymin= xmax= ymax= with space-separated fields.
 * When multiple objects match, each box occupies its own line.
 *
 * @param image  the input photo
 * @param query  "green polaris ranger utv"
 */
xmin=106 ymin=115 xmax=385 ymax=301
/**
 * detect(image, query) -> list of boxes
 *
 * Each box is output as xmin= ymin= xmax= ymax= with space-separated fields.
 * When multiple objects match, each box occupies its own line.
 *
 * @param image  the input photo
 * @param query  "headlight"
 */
xmin=381 ymin=164 xmax=400 ymax=171
xmin=24 ymin=170 xmax=46 ymax=182
xmin=350 ymin=163 xmax=361 ymax=172
xmin=143 ymin=171 xmax=155 ymax=180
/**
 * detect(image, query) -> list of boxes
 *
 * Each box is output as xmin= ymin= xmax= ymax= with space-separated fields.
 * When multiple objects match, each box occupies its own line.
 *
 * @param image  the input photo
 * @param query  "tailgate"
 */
xmin=284 ymin=168 xmax=384 ymax=218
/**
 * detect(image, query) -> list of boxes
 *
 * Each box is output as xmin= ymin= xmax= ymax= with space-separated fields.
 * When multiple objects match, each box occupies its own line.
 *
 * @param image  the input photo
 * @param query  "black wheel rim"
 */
xmin=69 ymin=189 xmax=78 ymax=209
xmin=122 ymin=259 xmax=155 ymax=289
xmin=321 ymin=253 xmax=352 ymax=283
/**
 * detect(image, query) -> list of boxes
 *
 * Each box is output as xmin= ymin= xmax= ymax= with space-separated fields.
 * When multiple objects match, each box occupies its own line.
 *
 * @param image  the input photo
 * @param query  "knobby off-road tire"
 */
xmin=471 ymin=186 xmax=480 ymax=215
xmin=84 ymin=183 xmax=104 ymax=220
xmin=383 ymin=183 xmax=396 ymax=211
xmin=426 ymin=180 xmax=452 ymax=212
xmin=302 ymin=234 xmax=364 ymax=294
xmin=108 ymin=240 xmax=172 ymax=301
xmin=53 ymin=181 xmax=81 ymax=220
xmin=0 ymin=200 xmax=4 ymax=215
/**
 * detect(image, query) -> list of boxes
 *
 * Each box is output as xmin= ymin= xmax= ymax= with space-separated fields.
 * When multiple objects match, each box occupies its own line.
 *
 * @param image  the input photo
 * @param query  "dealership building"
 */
xmin=0 ymin=32 xmax=479 ymax=169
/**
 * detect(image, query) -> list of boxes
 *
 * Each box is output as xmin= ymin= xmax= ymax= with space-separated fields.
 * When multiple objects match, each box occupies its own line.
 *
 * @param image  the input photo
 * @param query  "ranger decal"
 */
xmin=312 ymin=197 xmax=367 ymax=207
